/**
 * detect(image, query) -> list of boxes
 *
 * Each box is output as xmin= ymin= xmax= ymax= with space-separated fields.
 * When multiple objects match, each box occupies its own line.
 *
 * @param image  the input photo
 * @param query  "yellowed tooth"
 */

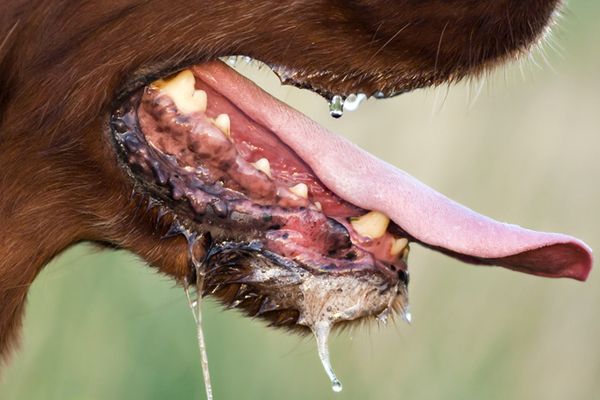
xmin=401 ymin=244 xmax=410 ymax=262
xmin=152 ymin=69 xmax=206 ymax=114
xmin=214 ymin=114 xmax=231 ymax=136
xmin=252 ymin=157 xmax=272 ymax=178
xmin=191 ymin=89 xmax=207 ymax=112
xmin=350 ymin=211 xmax=390 ymax=239
xmin=289 ymin=183 xmax=308 ymax=199
xmin=390 ymin=237 xmax=409 ymax=257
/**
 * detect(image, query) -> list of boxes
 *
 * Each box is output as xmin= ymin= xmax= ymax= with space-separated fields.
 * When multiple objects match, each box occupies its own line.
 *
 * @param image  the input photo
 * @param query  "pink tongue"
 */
xmin=193 ymin=61 xmax=593 ymax=281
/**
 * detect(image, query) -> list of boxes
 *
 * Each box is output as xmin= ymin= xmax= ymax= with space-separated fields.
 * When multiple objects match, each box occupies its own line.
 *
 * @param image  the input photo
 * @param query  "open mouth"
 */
xmin=109 ymin=59 xmax=592 ymax=335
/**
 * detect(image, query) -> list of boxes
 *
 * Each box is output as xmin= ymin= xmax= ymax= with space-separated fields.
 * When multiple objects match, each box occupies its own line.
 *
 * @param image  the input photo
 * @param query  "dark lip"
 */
xmin=106 ymin=60 xmax=417 ymax=331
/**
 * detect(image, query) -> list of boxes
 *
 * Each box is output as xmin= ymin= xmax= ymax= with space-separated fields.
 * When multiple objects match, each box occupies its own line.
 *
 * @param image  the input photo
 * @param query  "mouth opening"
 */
xmin=109 ymin=56 xmax=592 ymax=330
xmin=111 ymin=62 xmax=410 ymax=332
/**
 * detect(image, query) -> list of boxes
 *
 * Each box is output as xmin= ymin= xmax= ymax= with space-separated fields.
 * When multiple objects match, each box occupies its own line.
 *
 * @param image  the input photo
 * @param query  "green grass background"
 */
xmin=2 ymin=1 xmax=599 ymax=399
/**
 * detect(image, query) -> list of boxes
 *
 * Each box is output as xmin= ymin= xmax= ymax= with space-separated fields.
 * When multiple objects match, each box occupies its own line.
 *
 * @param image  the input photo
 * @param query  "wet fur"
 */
xmin=0 ymin=0 xmax=561 ymax=365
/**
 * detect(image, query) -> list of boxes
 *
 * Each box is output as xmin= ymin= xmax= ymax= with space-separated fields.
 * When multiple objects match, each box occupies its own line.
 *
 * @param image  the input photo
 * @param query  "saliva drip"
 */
xmin=328 ymin=93 xmax=367 ymax=118
xmin=342 ymin=93 xmax=367 ymax=112
xmin=312 ymin=321 xmax=343 ymax=393
xmin=181 ymin=229 xmax=214 ymax=400
xmin=329 ymin=95 xmax=344 ymax=118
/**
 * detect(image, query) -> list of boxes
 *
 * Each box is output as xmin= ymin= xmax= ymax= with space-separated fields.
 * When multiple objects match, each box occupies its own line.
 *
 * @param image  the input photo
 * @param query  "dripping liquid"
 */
xmin=183 ymin=230 xmax=214 ymax=400
xmin=312 ymin=321 xmax=343 ymax=393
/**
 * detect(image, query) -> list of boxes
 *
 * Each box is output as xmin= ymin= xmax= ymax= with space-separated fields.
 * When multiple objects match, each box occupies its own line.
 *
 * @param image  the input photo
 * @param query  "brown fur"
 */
xmin=0 ymin=0 xmax=562 ymax=365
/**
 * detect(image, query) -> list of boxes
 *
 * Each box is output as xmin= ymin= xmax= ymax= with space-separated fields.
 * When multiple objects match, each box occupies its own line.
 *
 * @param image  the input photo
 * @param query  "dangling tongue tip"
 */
xmin=467 ymin=239 xmax=592 ymax=281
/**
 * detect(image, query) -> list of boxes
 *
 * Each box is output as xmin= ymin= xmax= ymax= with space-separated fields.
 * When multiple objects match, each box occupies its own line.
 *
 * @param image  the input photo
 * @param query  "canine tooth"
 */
xmin=252 ymin=157 xmax=272 ymax=178
xmin=191 ymin=90 xmax=207 ymax=112
xmin=350 ymin=211 xmax=390 ymax=239
xmin=390 ymin=237 xmax=409 ymax=257
xmin=290 ymin=183 xmax=309 ymax=199
xmin=152 ymin=70 xmax=206 ymax=114
xmin=214 ymin=114 xmax=231 ymax=136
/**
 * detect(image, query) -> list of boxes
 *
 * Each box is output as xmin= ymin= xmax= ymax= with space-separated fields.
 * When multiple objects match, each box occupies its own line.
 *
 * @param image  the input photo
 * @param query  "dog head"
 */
xmin=0 ymin=0 xmax=591 ymax=364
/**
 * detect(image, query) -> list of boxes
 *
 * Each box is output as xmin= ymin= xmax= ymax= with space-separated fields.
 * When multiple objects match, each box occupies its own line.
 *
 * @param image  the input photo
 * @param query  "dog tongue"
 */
xmin=193 ymin=61 xmax=592 ymax=281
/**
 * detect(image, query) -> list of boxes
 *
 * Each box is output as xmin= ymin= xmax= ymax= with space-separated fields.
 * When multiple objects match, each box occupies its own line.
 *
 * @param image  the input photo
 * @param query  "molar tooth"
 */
xmin=214 ymin=114 xmax=231 ymax=137
xmin=390 ymin=237 xmax=409 ymax=257
xmin=252 ymin=157 xmax=272 ymax=178
xmin=350 ymin=211 xmax=390 ymax=239
xmin=152 ymin=70 xmax=206 ymax=114
xmin=289 ymin=183 xmax=309 ymax=199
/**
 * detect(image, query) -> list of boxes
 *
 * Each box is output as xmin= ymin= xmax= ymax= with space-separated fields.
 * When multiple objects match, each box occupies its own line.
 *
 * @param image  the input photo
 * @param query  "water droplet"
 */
xmin=329 ymin=95 xmax=344 ymax=118
xmin=342 ymin=93 xmax=367 ymax=112
xmin=312 ymin=321 xmax=343 ymax=393
xmin=403 ymin=305 xmax=412 ymax=324
xmin=332 ymin=379 xmax=343 ymax=393
xmin=227 ymin=56 xmax=238 ymax=66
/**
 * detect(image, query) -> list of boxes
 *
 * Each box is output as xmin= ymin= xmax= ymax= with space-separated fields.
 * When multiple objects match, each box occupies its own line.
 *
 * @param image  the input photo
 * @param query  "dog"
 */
xmin=0 ymin=0 xmax=592 ymax=375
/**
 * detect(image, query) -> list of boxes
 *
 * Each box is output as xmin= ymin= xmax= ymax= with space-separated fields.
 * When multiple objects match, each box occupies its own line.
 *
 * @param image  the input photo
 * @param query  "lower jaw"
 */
xmin=201 ymin=241 xmax=406 ymax=332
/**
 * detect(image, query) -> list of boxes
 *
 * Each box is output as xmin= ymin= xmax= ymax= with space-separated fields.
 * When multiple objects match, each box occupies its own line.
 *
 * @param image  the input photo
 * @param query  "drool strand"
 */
xmin=312 ymin=321 xmax=343 ymax=393
xmin=184 ymin=231 xmax=214 ymax=400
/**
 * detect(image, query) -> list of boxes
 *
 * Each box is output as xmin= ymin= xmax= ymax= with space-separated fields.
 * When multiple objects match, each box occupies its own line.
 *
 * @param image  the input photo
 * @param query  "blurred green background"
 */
xmin=2 ymin=1 xmax=599 ymax=399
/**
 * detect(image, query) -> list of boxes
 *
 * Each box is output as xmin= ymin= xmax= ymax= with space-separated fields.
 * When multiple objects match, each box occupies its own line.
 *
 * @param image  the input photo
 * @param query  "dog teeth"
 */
xmin=390 ymin=237 xmax=409 ymax=257
xmin=350 ymin=211 xmax=390 ymax=239
xmin=191 ymin=89 xmax=207 ymax=110
xmin=214 ymin=114 xmax=231 ymax=136
xmin=401 ymin=244 xmax=410 ymax=262
xmin=314 ymin=201 xmax=322 ymax=211
xmin=252 ymin=157 xmax=272 ymax=178
xmin=152 ymin=70 xmax=207 ymax=114
xmin=290 ymin=183 xmax=309 ymax=199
